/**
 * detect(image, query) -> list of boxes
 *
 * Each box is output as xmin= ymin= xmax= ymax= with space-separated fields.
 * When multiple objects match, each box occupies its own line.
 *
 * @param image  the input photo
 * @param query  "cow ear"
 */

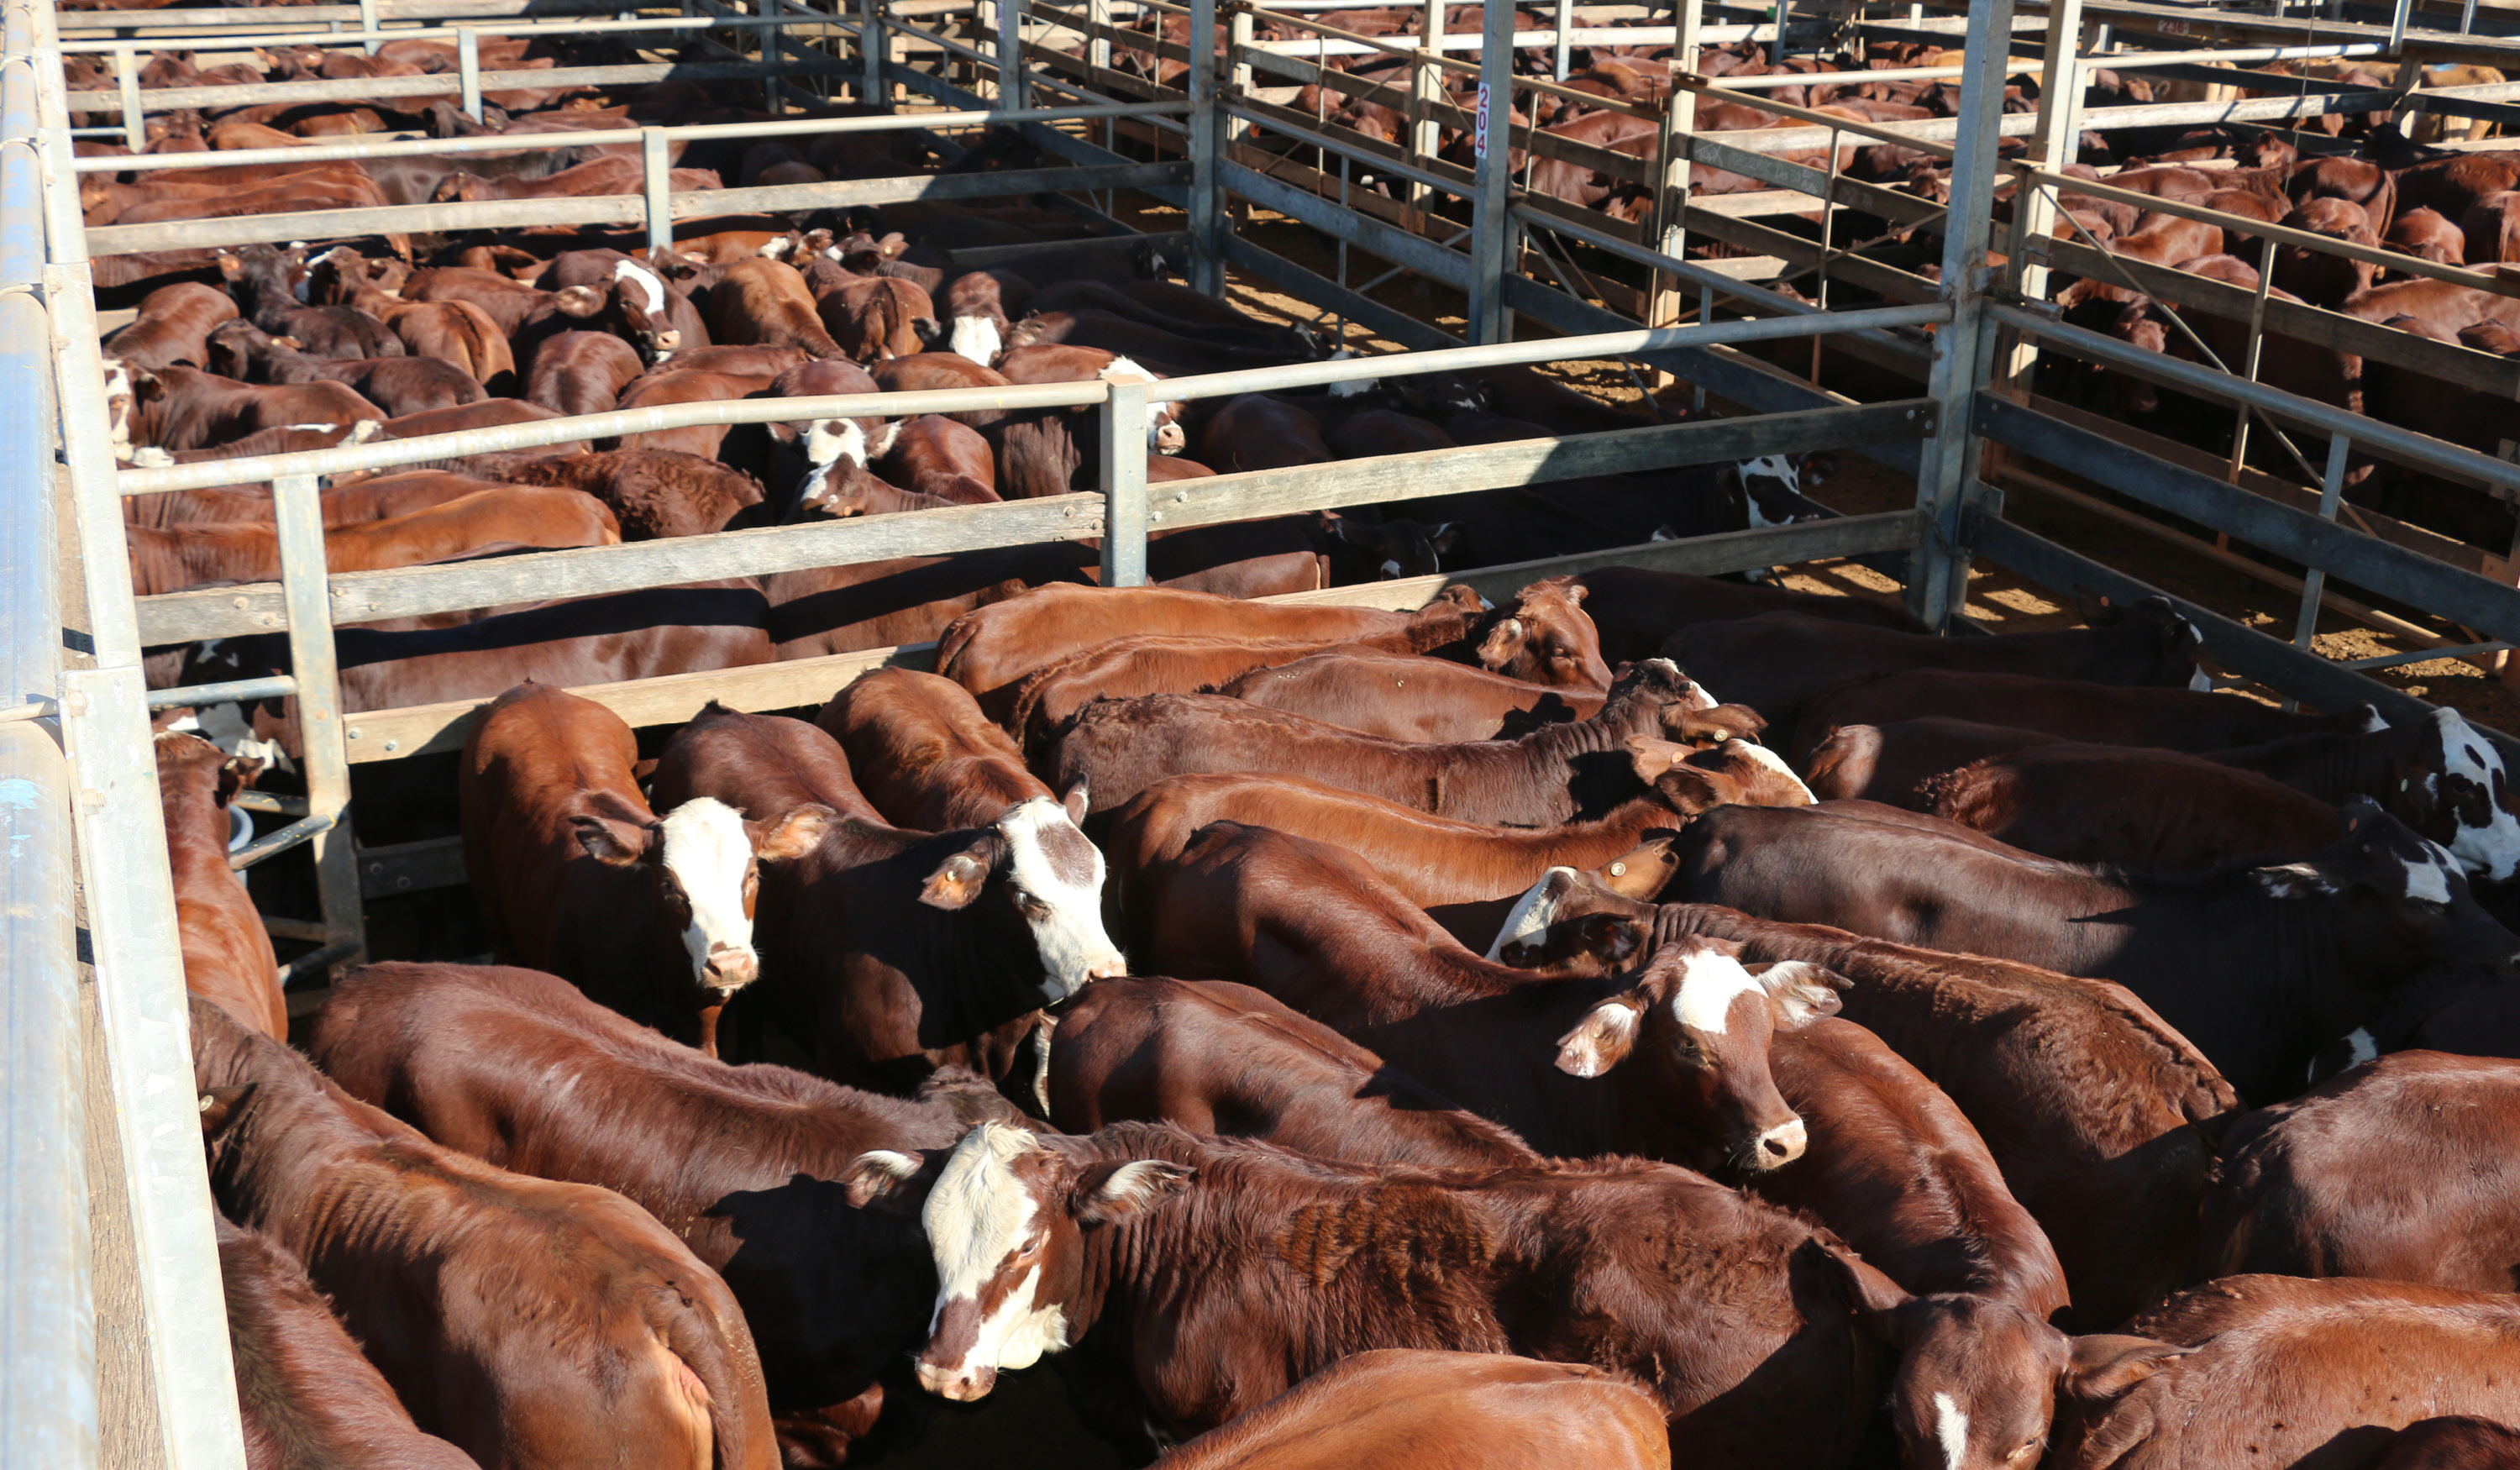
xmin=1060 ymin=778 xmax=1090 ymax=827
xmin=570 ymin=813 xmax=647 ymax=866
xmin=2060 ymin=1336 xmax=2193 ymax=1401
xmin=216 ymin=253 xmax=242 ymax=279
xmin=919 ymin=840 xmax=995 ymax=909
xmin=2255 ymin=861 xmax=2341 ymax=899
xmin=1651 ymin=764 xmax=1731 ymax=815
xmin=1554 ymin=993 xmax=1646 ymax=1076
xmin=1428 ymin=521 xmax=1461 ymax=554
xmin=1074 ymin=1158 xmax=1193 ymax=1224
xmin=1753 ymin=960 xmax=1847 ymax=1028
xmin=554 ymin=285 xmax=603 ymax=318
xmin=842 ymin=1148 xmax=938 ymax=1214
xmin=1590 ymin=835 xmax=1676 ymax=901
xmin=197 ymin=1084 xmax=254 ymax=1140
xmin=1676 ymin=704 xmax=1768 ymax=743
xmin=1627 ymin=732 xmax=1690 ymax=785
xmin=754 ymin=804 xmax=834 ymax=864
xmin=1476 ymin=617 xmax=1525 ymax=670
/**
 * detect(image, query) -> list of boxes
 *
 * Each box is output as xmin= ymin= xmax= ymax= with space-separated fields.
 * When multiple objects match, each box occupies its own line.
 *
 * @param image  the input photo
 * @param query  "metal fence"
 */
xmin=34 ymin=0 xmax=2520 ymax=1464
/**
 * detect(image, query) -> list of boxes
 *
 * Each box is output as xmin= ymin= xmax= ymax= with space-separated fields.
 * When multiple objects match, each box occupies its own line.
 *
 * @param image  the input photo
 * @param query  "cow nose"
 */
xmin=1154 ymin=424 xmax=1185 ymax=453
xmin=1084 ymin=955 xmax=1127 ymax=982
xmin=704 ymin=944 xmax=758 ymax=990
xmin=1751 ymin=1118 xmax=1808 ymax=1169
xmin=655 ymin=329 xmax=682 ymax=349
xmin=916 ymin=1360 xmax=996 ymax=1402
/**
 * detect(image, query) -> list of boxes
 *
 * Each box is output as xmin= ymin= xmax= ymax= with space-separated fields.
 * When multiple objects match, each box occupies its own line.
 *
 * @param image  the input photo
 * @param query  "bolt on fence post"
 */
xmin=270 ymin=473 xmax=365 ymax=974
xmin=1100 ymin=380 xmax=1150 ymax=586
xmin=458 ymin=28 xmax=481 ymax=119
xmin=643 ymin=127 xmax=672 ymax=258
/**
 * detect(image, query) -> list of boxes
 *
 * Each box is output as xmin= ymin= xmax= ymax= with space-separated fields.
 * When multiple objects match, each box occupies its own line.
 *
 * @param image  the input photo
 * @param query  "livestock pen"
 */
xmin=17 ymin=0 xmax=2520 ymax=1463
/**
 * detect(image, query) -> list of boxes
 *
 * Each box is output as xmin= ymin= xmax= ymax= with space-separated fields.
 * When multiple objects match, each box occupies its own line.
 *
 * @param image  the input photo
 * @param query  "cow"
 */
xmin=2045 ymin=1276 xmax=2520 ymax=1470
xmin=1786 ymin=669 xmax=2377 ymax=762
xmin=202 ymin=318 xmax=484 ymax=417
xmin=155 ymin=732 xmax=284 ymax=1038
xmin=707 ymin=257 xmax=845 ymax=358
xmin=307 ymin=961 xmax=1022 ymax=1465
xmin=647 ymin=703 xmax=1121 ymax=1090
xmin=215 ymin=1214 xmax=475 ymax=1470
xmin=2199 ymin=1050 xmax=2520 ymax=1290
xmin=524 ymin=329 xmax=644 ymax=417
xmin=1212 ymin=650 xmax=1608 ymax=744
xmin=1499 ymin=797 xmax=2518 ymax=1105
xmin=192 ymin=998 xmax=780 ymax=1470
xmin=815 ymin=667 xmax=1085 ymax=832
xmin=106 ymin=361 xmax=384 ymax=455
xmin=1913 ymin=742 xmax=2347 ymax=874
xmin=848 ymin=1118 xmax=1915 ymax=1466
xmin=1154 ymin=1352 xmax=1672 ymax=1470
xmin=936 ymin=582 xmax=1465 ymax=721
xmin=2370 ymin=1419 xmax=2520 ymax=1470
xmin=1665 ymin=597 xmax=2204 ymax=728
xmin=1047 ymin=976 xmax=1542 ymax=1167
xmin=102 ymin=281 xmax=239 ymax=371
xmin=126 ymin=470 xmax=512 ymax=533
xmin=457 ymin=681 xmax=830 ymax=1055
xmin=499 ymin=449 xmax=768 ymax=539
xmin=876 ymin=412 xmax=998 ymax=501
xmin=217 ymin=244 xmax=403 ymax=360
xmin=1052 ymin=659 xmax=1720 ymax=824
xmin=1473 ymin=576 xmax=1612 ymax=689
xmin=817 ymin=274 xmax=937 ymax=363
xmin=124 ymin=486 xmax=622 ymax=596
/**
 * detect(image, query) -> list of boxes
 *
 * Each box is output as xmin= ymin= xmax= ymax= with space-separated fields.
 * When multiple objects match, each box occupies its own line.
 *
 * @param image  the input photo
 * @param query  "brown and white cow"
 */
xmin=458 ymin=681 xmax=827 ymax=1054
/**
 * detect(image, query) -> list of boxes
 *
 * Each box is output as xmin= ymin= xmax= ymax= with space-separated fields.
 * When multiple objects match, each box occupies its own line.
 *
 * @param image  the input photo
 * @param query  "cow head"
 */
xmin=2255 ymin=797 xmax=2520 ymax=978
xmin=1593 ymin=659 xmax=1725 ymax=754
xmin=2383 ymin=707 xmax=2520 ymax=882
xmin=1863 ymin=1292 xmax=2194 ymax=1470
xmin=1315 ymin=512 xmax=1456 ymax=580
xmin=917 ymin=790 xmax=1123 ymax=1001
xmin=1096 ymin=357 xmax=1185 ymax=453
xmin=2076 ymin=593 xmax=2204 ymax=685
xmin=102 ymin=359 xmax=138 ymax=458
xmin=1730 ymin=454 xmax=1820 ymax=529
xmin=793 ymin=415 xmax=897 ymax=517
xmin=1627 ymin=736 xmax=1811 ymax=813
xmin=428 ymin=171 xmax=486 ymax=203
xmin=1478 ymin=577 xmax=1612 ymax=689
xmin=848 ymin=1122 xmax=1191 ymax=1402
xmin=1488 ymin=865 xmax=1658 ymax=971
xmin=608 ymin=259 xmax=683 ymax=363
xmin=1551 ymin=938 xmax=1840 ymax=1171
xmin=572 ymin=796 xmax=832 ymax=1000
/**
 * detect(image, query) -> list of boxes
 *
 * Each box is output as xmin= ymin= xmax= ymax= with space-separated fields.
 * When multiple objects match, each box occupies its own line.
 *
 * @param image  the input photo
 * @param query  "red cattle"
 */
xmin=648 ymin=703 xmax=1121 ymax=1090
xmin=707 ymin=257 xmax=844 ymax=358
xmin=203 ymin=318 xmax=483 ymax=417
xmin=215 ymin=1215 xmax=475 ymax=1470
xmin=155 ymin=732 xmax=283 ymax=1037
xmin=1474 ymin=576 xmax=1613 ymax=689
xmin=1155 ymin=1352 xmax=1672 ymax=1470
xmin=102 ymin=281 xmax=239 ymax=371
xmin=816 ymin=274 xmax=936 ymax=363
xmin=124 ymin=486 xmax=621 ymax=596
xmin=874 ymin=412 xmax=998 ymax=501
xmin=192 ymin=999 xmax=780 ymax=1470
xmin=1787 ymin=669 xmax=2370 ymax=761
xmin=458 ymin=682 xmax=828 ymax=1054
xmin=107 ymin=361 xmax=384 ymax=454
xmin=524 ymin=329 xmax=643 ymax=417
xmin=1214 ymin=650 xmax=1607 ymax=743
xmin=307 ymin=961 xmax=1021 ymax=1465
xmin=1048 ymin=976 xmax=1541 ymax=1167
xmin=1914 ymin=742 xmax=2346 ymax=874
xmin=501 ymin=449 xmax=767 ymax=539
xmin=815 ymin=667 xmax=1077 ymax=832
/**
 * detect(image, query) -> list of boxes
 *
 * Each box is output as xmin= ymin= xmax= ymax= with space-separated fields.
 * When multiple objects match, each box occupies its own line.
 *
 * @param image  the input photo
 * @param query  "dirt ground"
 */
xmin=1116 ymin=196 xmax=2520 ymax=735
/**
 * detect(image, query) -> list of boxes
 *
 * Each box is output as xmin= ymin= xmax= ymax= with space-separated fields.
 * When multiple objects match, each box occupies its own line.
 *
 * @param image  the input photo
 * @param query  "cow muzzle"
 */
xmin=703 ymin=942 xmax=759 ymax=991
xmin=1152 ymin=422 xmax=1185 ymax=454
xmin=916 ymin=1358 xmax=997 ymax=1402
xmin=1748 ymin=1117 xmax=1808 ymax=1170
xmin=1084 ymin=954 xmax=1126 ymax=982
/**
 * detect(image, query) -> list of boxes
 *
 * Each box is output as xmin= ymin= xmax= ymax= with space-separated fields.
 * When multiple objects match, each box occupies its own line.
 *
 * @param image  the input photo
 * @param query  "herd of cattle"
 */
xmin=66 ymin=14 xmax=2520 ymax=1470
xmin=160 ymin=563 xmax=2520 ymax=1470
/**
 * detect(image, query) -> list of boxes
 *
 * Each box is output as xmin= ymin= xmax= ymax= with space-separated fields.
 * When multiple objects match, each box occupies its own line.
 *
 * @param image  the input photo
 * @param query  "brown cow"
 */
xmin=708 ymin=258 xmax=844 ymax=358
xmin=1214 ymin=650 xmax=1608 ymax=743
xmin=216 ymin=1214 xmax=475 ymax=1470
xmin=523 ymin=329 xmax=643 ymax=417
xmin=106 ymin=361 xmax=384 ymax=454
xmin=458 ymin=681 xmax=828 ymax=1054
xmin=817 ymin=274 xmax=936 ymax=363
xmin=648 ymin=702 xmax=1122 ymax=1089
xmin=848 ymin=1117 xmax=1955 ymax=1469
xmin=192 ymin=998 xmax=780 ymax=1470
xmin=124 ymin=486 xmax=621 ymax=596
xmin=155 ymin=732 xmax=283 ymax=1037
xmin=2199 ymin=1050 xmax=2520 ymax=1290
xmin=126 ymin=470 xmax=507 ymax=532
xmin=2369 ymin=1419 xmax=2520 ymax=1470
xmin=1667 ymin=598 xmax=2204 ymax=729
xmin=1915 ymin=743 xmax=2346 ymax=874
xmin=816 ymin=667 xmax=1079 ymax=832
xmin=102 ymin=281 xmax=239 ymax=371
xmin=500 ymin=449 xmax=767 ymax=540
xmin=1052 ymin=659 xmax=1718 ymax=823
xmin=1049 ymin=976 xmax=1540 ymax=1167
xmin=307 ymin=961 xmax=1021 ymax=1466
xmin=1475 ymin=576 xmax=1612 ymax=689
xmin=875 ymin=412 xmax=998 ymax=501
xmin=202 ymin=318 xmax=484 ymax=417
xmin=1154 ymin=1352 xmax=1672 ymax=1470
xmin=936 ymin=582 xmax=1448 ymax=719
xmin=2046 ymin=1276 xmax=2520 ymax=1470
xmin=1787 ymin=669 xmax=2372 ymax=762
xmin=1573 ymin=566 xmax=1926 ymax=664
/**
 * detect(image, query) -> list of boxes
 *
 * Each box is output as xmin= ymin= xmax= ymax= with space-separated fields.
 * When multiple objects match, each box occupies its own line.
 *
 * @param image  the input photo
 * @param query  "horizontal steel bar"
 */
xmin=118 ymin=381 xmax=1109 ymax=494
xmin=145 ymin=675 xmax=297 ymax=708
xmin=230 ymin=790 xmax=309 ymax=816
xmin=62 ymin=10 xmax=830 ymax=52
xmin=68 ymin=55 xmax=849 ymax=113
xmin=1152 ymin=301 xmax=1955 ymax=400
xmin=1976 ymin=395 xmax=2520 ymax=648
xmin=2341 ymin=639 xmax=2510 ymax=669
xmin=81 ymin=99 xmax=1191 ymax=173
xmin=1988 ymin=301 xmax=2520 ymax=496
xmin=281 ymin=937 xmax=362 ymax=979
xmin=228 ymin=811 xmax=333 ymax=869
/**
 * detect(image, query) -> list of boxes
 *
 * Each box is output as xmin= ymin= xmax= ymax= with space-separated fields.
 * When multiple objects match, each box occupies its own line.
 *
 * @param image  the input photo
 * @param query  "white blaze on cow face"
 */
xmin=1487 ymin=866 xmax=1579 ymax=963
xmin=1933 ymin=1393 xmax=1970 ymax=1470
xmin=1670 ymin=942 xmax=1767 ymax=1038
xmin=799 ymin=418 xmax=870 ymax=510
xmin=103 ymin=360 xmax=134 ymax=453
xmin=949 ymin=315 xmax=1002 ymax=365
xmin=759 ymin=236 xmax=794 ymax=260
xmin=612 ymin=259 xmax=669 ymax=318
xmin=1725 ymin=740 xmax=1815 ymax=804
xmin=916 ymin=1123 xmax=1068 ymax=1400
xmin=2433 ymin=707 xmax=2520 ymax=879
xmin=998 ymin=795 xmax=1123 ymax=999
xmin=655 ymin=797 xmax=761 ymax=994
